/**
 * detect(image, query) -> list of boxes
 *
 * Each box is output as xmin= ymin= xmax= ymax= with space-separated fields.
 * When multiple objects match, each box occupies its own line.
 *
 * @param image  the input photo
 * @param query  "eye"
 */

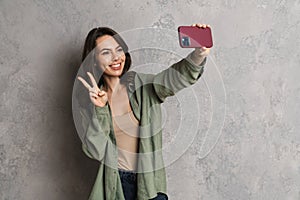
xmin=117 ymin=47 xmax=123 ymax=52
xmin=101 ymin=51 xmax=110 ymax=55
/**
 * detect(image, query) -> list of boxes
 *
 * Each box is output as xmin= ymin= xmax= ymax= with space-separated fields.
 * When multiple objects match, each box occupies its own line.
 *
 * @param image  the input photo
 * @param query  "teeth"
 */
xmin=111 ymin=64 xmax=120 ymax=68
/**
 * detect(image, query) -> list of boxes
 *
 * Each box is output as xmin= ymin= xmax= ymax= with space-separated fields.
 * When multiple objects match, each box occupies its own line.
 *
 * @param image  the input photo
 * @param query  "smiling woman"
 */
xmin=94 ymin=35 xmax=126 ymax=77
xmin=75 ymin=25 xmax=210 ymax=200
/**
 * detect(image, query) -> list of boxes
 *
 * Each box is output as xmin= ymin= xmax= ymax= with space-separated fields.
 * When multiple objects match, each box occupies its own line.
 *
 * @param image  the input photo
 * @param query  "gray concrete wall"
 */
xmin=1 ymin=0 xmax=300 ymax=199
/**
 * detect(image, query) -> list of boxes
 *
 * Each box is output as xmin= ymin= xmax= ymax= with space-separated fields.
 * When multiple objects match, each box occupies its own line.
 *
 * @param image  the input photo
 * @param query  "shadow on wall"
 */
xmin=48 ymin=39 xmax=99 ymax=199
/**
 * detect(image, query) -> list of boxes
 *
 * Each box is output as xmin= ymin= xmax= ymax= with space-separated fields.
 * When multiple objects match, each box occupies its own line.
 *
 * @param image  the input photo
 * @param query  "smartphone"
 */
xmin=178 ymin=26 xmax=213 ymax=48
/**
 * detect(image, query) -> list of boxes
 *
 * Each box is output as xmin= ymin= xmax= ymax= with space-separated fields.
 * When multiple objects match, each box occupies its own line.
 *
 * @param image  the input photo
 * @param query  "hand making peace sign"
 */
xmin=77 ymin=72 xmax=108 ymax=107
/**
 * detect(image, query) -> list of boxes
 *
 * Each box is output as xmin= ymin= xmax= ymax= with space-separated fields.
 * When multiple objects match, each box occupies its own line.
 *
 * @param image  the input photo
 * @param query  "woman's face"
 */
xmin=95 ymin=35 xmax=126 ymax=77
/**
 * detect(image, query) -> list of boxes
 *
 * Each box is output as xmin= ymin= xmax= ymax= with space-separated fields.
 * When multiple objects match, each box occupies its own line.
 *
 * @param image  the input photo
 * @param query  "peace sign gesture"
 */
xmin=77 ymin=72 xmax=108 ymax=107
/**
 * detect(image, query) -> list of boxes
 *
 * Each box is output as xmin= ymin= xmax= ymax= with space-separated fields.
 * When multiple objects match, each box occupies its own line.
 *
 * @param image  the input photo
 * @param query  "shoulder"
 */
xmin=124 ymin=70 xmax=161 ymax=102
xmin=125 ymin=70 xmax=156 ymax=88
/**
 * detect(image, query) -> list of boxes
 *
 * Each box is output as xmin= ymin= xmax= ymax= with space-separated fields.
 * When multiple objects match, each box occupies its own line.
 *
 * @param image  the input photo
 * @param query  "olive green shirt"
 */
xmin=81 ymin=54 xmax=206 ymax=200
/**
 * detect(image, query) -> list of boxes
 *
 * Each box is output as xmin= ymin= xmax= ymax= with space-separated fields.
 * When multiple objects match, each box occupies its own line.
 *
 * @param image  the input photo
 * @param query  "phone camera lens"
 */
xmin=182 ymin=37 xmax=190 ymax=46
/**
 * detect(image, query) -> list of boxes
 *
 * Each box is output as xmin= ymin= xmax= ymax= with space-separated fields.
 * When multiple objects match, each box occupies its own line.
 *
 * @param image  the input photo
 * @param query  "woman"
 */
xmin=77 ymin=23 xmax=210 ymax=200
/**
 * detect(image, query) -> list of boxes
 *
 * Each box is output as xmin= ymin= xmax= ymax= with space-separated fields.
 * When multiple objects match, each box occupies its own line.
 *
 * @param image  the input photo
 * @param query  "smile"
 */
xmin=109 ymin=63 xmax=122 ymax=70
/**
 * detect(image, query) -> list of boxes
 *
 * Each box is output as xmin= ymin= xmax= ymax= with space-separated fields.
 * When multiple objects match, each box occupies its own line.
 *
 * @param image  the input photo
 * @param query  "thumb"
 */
xmin=98 ymin=90 xmax=106 ymax=96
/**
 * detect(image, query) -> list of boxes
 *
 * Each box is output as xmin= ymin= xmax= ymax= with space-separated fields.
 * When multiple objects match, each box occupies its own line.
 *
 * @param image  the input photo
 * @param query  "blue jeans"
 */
xmin=118 ymin=169 xmax=168 ymax=200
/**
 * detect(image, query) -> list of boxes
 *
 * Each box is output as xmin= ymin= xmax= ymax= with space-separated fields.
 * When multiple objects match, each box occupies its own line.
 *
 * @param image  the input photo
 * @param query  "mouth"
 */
xmin=109 ymin=62 xmax=122 ymax=70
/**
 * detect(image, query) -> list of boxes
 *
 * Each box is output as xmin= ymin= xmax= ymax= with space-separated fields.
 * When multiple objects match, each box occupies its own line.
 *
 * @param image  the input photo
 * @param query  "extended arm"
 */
xmin=152 ymin=52 xmax=206 ymax=102
xmin=152 ymin=23 xmax=211 ymax=102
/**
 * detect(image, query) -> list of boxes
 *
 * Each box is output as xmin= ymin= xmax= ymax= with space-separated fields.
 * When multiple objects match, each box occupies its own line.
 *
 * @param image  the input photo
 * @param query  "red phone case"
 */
xmin=178 ymin=26 xmax=213 ymax=48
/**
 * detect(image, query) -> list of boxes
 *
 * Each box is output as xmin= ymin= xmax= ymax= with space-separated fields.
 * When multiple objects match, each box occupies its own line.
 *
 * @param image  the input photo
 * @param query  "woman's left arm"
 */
xmin=152 ymin=23 xmax=211 ymax=102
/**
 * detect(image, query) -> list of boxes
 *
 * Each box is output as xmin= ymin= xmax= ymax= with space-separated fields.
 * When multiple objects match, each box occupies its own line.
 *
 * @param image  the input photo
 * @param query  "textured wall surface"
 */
xmin=1 ymin=0 xmax=300 ymax=199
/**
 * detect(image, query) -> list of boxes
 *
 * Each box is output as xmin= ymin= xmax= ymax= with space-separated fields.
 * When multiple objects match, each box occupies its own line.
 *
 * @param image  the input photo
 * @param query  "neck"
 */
xmin=103 ymin=76 xmax=124 ymax=93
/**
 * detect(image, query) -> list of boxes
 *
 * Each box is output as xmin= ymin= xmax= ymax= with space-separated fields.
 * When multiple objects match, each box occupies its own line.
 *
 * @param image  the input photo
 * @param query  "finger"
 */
xmin=87 ymin=72 xmax=98 ymax=88
xmin=202 ymin=47 xmax=210 ymax=53
xmin=90 ymin=95 xmax=98 ymax=101
xmin=90 ymin=92 xmax=98 ymax=98
xmin=196 ymin=24 xmax=203 ymax=28
xmin=207 ymin=24 xmax=211 ymax=28
xmin=89 ymin=89 xmax=97 ymax=95
xmin=98 ymin=90 xmax=106 ymax=97
xmin=192 ymin=24 xmax=196 ymax=26
xmin=77 ymin=76 xmax=92 ymax=90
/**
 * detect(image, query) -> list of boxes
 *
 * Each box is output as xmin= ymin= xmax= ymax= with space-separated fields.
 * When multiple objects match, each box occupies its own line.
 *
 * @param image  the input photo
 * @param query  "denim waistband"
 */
xmin=118 ymin=169 xmax=137 ymax=183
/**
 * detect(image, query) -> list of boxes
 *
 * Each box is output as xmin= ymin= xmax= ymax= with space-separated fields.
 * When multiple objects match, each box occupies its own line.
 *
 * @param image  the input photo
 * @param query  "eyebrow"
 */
xmin=99 ymin=45 xmax=122 ymax=53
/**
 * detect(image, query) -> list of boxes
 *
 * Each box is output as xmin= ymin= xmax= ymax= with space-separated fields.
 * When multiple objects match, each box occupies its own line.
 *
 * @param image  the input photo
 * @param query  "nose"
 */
xmin=112 ymin=51 xmax=120 ymax=61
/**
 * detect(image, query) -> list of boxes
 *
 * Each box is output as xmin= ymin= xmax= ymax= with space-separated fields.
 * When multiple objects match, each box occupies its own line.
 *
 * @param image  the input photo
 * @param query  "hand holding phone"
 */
xmin=178 ymin=25 xmax=213 ymax=48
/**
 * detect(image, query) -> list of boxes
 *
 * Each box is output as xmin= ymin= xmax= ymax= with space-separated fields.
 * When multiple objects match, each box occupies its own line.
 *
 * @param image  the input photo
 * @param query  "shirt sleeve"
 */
xmin=152 ymin=54 xmax=207 ymax=103
xmin=81 ymin=104 xmax=111 ymax=161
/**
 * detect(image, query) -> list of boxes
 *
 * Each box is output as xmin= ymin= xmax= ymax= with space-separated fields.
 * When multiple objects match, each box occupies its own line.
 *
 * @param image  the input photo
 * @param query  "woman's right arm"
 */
xmin=78 ymin=72 xmax=110 ymax=161
xmin=82 ymin=104 xmax=111 ymax=161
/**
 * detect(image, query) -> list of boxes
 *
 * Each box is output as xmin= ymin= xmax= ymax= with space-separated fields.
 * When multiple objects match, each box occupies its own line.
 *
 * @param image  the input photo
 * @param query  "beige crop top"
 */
xmin=112 ymin=103 xmax=139 ymax=171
